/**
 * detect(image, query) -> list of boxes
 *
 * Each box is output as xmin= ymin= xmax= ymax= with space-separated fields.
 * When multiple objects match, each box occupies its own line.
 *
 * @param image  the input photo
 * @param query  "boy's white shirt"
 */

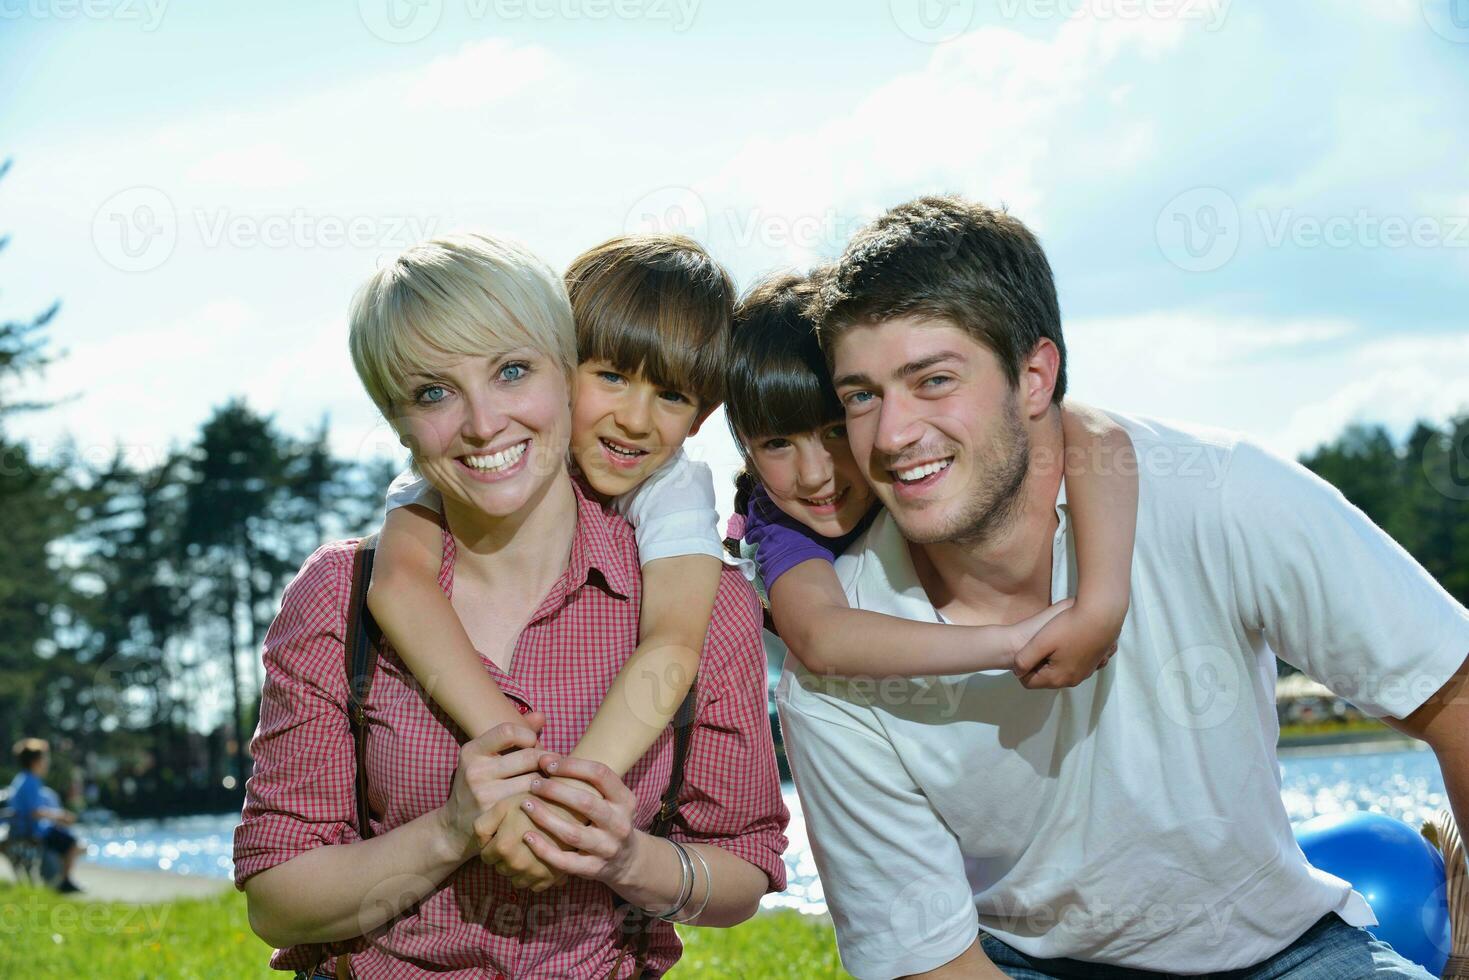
xmin=775 ymin=411 xmax=1469 ymax=979
xmin=383 ymin=450 xmax=754 ymax=579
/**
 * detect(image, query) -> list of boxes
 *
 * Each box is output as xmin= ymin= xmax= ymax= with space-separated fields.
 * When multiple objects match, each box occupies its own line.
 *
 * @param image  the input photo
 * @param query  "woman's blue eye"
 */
xmin=500 ymin=362 xmax=529 ymax=382
xmin=416 ymin=384 xmax=448 ymax=405
xmin=598 ymin=371 xmax=623 ymax=384
xmin=660 ymin=390 xmax=690 ymax=404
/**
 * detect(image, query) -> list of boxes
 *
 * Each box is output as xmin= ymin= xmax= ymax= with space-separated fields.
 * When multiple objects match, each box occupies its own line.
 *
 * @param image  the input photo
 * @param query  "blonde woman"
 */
xmin=234 ymin=232 xmax=788 ymax=979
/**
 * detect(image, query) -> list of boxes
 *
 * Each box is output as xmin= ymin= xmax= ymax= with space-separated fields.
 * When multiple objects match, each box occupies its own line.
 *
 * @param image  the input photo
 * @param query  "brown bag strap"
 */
xmin=343 ymin=533 xmax=381 ymax=842
xmin=293 ymin=536 xmax=380 ymax=980
xmin=619 ymin=681 xmax=699 ymax=976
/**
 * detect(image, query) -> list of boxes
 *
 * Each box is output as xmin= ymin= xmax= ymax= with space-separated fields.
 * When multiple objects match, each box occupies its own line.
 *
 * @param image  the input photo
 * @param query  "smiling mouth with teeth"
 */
xmin=600 ymin=438 xmax=648 ymax=458
xmin=462 ymin=440 xmax=529 ymax=472
xmin=894 ymin=459 xmax=953 ymax=483
xmin=801 ymin=487 xmax=849 ymax=508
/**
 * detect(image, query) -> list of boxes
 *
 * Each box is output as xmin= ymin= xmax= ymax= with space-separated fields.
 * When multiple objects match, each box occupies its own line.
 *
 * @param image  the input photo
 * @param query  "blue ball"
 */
xmin=1295 ymin=811 xmax=1450 ymax=976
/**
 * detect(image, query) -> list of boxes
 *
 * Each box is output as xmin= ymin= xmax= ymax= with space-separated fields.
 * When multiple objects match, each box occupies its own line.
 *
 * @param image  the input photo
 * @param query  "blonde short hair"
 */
xmin=349 ymin=232 xmax=577 ymax=421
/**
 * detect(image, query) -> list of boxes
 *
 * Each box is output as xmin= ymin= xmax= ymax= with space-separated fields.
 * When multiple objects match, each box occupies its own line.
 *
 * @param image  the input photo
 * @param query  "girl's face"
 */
xmin=394 ymin=348 xmax=572 ymax=522
xmin=746 ymin=421 xmax=875 ymax=538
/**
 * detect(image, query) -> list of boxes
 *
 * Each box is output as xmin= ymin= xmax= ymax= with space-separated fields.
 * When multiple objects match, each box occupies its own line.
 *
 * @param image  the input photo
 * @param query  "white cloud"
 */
xmin=1066 ymin=310 xmax=1469 ymax=456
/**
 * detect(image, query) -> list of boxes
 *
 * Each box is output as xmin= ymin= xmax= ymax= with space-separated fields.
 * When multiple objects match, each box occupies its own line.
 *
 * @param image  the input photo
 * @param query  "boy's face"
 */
xmin=571 ymin=359 xmax=708 ymax=498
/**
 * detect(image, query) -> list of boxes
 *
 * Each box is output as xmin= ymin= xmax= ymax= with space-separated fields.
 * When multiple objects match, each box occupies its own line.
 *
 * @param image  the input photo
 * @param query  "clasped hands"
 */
xmin=442 ymin=712 xmax=642 ymax=894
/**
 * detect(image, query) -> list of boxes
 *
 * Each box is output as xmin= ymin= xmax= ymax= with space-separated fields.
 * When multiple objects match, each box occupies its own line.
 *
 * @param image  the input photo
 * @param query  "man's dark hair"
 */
xmin=812 ymin=195 xmax=1066 ymax=403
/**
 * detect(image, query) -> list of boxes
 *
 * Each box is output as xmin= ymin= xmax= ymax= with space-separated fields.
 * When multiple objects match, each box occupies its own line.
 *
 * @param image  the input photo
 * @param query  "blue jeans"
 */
xmin=980 ymin=914 xmax=1434 ymax=979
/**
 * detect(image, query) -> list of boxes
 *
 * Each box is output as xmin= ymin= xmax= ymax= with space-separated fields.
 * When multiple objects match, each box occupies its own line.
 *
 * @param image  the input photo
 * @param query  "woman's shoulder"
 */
xmin=274 ymin=539 xmax=367 ymax=636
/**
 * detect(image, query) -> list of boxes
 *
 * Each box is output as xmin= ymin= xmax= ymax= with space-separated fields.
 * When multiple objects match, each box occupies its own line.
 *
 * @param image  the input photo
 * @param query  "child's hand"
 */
xmin=1013 ymin=603 xmax=1119 ymax=689
xmin=1005 ymin=599 xmax=1074 ymax=668
xmin=482 ymin=793 xmax=573 ymax=891
xmin=482 ymin=774 xmax=604 ymax=890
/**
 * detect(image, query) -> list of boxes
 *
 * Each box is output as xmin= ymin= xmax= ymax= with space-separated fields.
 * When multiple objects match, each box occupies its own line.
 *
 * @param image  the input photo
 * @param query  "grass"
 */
xmin=1278 ymin=716 xmax=1395 ymax=743
xmin=0 ymin=884 xmax=843 ymax=978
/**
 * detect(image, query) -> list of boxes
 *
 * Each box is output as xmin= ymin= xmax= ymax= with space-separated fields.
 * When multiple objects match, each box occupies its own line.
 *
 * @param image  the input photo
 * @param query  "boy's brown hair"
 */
xmin=812 ymin=195 xmax=1067 ymax=403
xmin=565 ymin=235 xmax=735 ymax=409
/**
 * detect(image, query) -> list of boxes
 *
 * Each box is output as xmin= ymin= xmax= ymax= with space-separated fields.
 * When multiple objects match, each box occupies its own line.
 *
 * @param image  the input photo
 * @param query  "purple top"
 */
xmin=743 ymin=484 xmax=878 ymax=589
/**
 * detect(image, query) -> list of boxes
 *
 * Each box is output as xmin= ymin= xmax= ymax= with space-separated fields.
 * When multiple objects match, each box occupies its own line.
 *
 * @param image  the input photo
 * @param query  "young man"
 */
xmin=776 ymin=196 xmax=1469 ymax=979
xmin=6 ymin=738 xmax=84 ymax=893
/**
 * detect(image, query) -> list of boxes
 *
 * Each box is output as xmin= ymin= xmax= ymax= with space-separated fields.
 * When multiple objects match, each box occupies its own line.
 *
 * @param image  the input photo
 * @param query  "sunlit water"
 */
xmin=76 ymin=746 xmax=1446 ymax=916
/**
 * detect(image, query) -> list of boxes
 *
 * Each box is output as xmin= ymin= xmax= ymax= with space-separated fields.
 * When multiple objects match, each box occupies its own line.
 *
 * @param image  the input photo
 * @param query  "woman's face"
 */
xmin=394 ymin=347 xmax=572 ymax=521
xmin=746 ymin=421 xmax=875 ymax=538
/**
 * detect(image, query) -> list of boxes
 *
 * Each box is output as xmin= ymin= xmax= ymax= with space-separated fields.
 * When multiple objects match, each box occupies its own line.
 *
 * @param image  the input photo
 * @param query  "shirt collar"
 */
xmin=565 ymin=479 xmax=635 ymax=602
xmin=434 ymin=477 xmax=635 ymax=604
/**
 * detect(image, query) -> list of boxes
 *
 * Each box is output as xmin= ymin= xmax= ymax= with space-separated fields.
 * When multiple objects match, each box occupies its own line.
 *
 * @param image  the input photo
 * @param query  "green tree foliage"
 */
xmin=0 ymin=157 xmax=79 ymax=779
xmin=1299 ymin=416 xmax=1469 ymax=608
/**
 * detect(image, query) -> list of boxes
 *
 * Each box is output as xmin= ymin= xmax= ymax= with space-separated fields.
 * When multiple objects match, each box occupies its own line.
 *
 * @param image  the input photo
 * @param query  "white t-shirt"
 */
xmin=384 ymin=450 xmax=753 ymax=577
xmin=775 ymin=411 xmax=1469 ymax=979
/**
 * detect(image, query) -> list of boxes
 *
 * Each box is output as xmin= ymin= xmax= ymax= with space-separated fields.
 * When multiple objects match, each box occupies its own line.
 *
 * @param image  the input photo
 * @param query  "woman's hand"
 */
xmin=437 ymin=714 xmax=548 ymax=862
xmin=517 ymin=754 xmax=642 ymax=888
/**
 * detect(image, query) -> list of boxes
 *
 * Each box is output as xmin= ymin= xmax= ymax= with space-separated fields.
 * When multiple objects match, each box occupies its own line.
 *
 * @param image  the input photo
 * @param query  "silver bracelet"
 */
xmin=671 ymin=845 xmax=713 ymax=924
xmin=646 ymin=838 xmax=694 ymax=920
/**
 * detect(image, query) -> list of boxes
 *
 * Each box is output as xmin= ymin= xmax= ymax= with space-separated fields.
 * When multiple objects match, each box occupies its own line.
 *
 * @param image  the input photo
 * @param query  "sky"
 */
xmin=4 ymin=0 xmax=1468 ymax=519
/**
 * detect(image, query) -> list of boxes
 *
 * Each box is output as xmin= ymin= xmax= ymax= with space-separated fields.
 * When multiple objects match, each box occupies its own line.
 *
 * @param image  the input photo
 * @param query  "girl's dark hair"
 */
xmin=725 ymin=270 xmax=843 ymax=446
xmin=723 ymin=467 xmax=760 ymax=560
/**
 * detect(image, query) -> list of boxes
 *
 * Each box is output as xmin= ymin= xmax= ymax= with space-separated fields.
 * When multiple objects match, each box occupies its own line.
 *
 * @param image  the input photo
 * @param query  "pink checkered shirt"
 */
xmin=233 ymin=481 xmax=789 ymax=978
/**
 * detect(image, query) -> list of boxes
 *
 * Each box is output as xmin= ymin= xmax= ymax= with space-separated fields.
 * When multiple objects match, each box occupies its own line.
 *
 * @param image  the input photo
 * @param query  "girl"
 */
xmin=725 ymin=271 xmax=1136 ymax=684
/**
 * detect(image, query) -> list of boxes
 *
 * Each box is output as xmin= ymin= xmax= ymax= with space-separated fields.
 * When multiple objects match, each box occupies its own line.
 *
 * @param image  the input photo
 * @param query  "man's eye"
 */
xmin=415 ymin=384 xmax=448 ymax=405
xmin=499 ymin=362 xmax=529 ymax=382
xmin=921 ymin=375 xmax=953 ymax=388
xmin=844 ymin=391 xmax=873 ymax=406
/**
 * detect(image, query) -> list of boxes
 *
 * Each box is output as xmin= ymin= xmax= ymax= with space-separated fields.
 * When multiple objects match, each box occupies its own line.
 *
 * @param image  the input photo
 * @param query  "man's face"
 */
xmin=832 ymin=316 xmax=1032 ymax=545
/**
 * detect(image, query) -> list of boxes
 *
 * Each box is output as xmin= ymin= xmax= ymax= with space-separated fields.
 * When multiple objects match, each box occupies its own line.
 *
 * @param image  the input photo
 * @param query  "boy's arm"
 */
xmin=368 ymin=505 xmax=524 ymax=738
xmin=571 ymin=553 xmax=720 ymax=776
xmin=374 ymin=506 xmax=580 ymax=889
xmin=1015 ymin=402 xmax=1137 ymax=689
xmin=488 ymin=553 xmax=720 ymax=892
xmin=770 ymin=559 xmax=1067 ymax=677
